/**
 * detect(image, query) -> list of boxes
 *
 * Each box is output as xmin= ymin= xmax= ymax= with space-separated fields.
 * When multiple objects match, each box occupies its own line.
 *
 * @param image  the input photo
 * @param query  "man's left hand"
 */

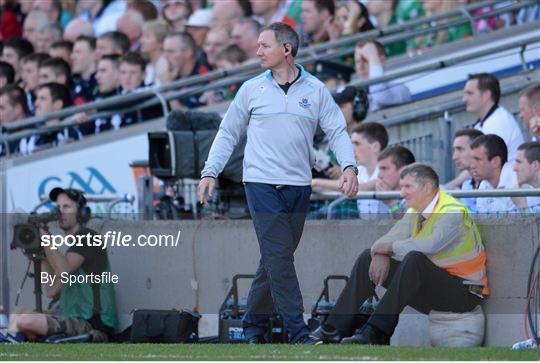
xmin=338 ymin=167 xmax=359 ymax=198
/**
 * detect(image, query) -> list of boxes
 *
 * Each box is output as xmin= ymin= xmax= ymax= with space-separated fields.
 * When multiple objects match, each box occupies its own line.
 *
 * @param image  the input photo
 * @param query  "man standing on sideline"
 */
xmin=198 ymin=22 xmax=358 ymax=344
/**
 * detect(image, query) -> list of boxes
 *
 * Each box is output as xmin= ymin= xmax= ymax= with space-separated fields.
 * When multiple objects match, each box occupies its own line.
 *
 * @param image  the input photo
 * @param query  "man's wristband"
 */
xmin=343 ymin=165 xmax=358 ymax=176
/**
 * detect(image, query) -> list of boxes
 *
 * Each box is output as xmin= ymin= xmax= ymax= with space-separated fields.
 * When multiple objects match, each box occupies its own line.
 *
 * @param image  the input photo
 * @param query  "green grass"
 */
xmin=0 ymin=344 xmax=539 ymax=361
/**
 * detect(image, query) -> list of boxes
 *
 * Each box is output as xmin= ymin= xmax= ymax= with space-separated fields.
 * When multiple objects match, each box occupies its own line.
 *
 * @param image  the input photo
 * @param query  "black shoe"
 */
xmin=247 ymin=335 xmax=266 ymax=344
xmin=295 ymin=334 xmax=323 ymax=345
xmin=340 ymin=324 xmax=390 ymax=345
xmin=311 ymin=325 xmax=342 ymax=344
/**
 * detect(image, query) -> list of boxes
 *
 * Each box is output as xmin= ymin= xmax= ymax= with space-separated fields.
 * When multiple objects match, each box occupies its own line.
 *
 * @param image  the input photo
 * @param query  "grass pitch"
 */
xmin=1 ymin=344 xmax=539 ymax=361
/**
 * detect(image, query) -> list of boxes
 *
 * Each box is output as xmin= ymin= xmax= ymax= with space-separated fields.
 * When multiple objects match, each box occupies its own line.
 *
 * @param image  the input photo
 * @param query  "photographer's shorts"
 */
xmin=46 ymin=315 xmax=109 ymax=342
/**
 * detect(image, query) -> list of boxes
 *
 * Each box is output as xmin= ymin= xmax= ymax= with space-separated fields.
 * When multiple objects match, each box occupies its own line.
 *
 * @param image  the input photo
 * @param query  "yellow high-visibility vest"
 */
xmin=412 ymin=191 xmax=489 ymax=295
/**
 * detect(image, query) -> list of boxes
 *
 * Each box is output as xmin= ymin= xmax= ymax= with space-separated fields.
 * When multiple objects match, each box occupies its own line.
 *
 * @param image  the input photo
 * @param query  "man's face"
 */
xmin=513 ymin=149 xmax=536 ymax=186
xmin=470 ymin=145 xmax=498 ymax=182
xmin=0 ymin=94 xmax=19 ymax=125
xmin=21 ymin=61 xmax=40 ymax=92
xmin=351 ymin=132 xmax=379 ymax=166
xmin=36 ymin=31 xmax=56 ymax=53
xmin=71 ymin=40 xmax=96 ymax=74
xmin=400 ymin=174 xmax=429 ymax=210
xmin=518 ymin=96 xmax=535 ymax=127
xmin=163 ymin=36 xmax=188 ymax=72
xmin=256 ymin=30 xmax=285 ymax=70
xmin=463 ymin=79 xmax=487 ymax=115
xmin=23 ymin=16 xmax=40 ymax=48
xmin=354 ymin=46 xmax=370 ymax=80
xmin=39 ymin=66 xmax=59 ymax=85
xmin=300 ymin=0 xmax=322 ymax=35
xmin=203 ymin=30 xmax=230 ymax=65
xmin=1 ymin=47 xmax=20 ymax=72
xmin=378 ymin=156 xmax=401 ymax=190
xmin=56 ymin=193 xmax=80 ymax=231
xmin=232 ymin=23 xmax=258 ymax=56
xmin=452 ymin=135 xmax=473 ymax=171
xmin=119 ymin=62 xmax=145 ymax=92
xmin=163 ymin=0 xmax=190 ymax=23
xmin=96 ymin=59 xmax=119 ymax=93
xmin=96 ymin=37 xmax=117 ymax=59
xmin=35 ymin=87 xmax=57 ymax=115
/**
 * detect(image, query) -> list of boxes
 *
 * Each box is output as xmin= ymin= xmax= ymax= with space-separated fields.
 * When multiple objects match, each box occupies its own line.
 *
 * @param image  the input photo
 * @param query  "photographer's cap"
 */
xmin=49 ymin=187 xmax=87 ymax=206
xmin=314 ymin=60 xmax=354 ymax=83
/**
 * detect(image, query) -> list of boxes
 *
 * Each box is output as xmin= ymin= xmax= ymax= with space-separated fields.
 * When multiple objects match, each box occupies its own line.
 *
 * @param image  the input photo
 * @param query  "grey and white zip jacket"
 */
xmin=201 ymin=64 xmax=356 ymax=186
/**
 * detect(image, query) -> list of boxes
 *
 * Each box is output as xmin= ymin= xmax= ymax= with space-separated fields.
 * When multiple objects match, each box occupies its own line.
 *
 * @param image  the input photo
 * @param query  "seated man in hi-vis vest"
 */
xmin=312 ymin=163 xmax=489 ymax=345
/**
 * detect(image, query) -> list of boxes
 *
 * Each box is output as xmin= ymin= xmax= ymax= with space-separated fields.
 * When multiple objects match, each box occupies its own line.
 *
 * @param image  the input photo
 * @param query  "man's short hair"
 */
xmin=215 ymin=45 xmax=247 ymax=64
xmin=99 ymin=31 xmax=130 ymax=54
xmin=0 ymin=61 xmax=15 ymax=84
xmin=4 ymin=38 xmax=34 ymax=59
xmin=400 ymin=162 xmax=440 ymax=189
xmin=166 ymin=32 xmax=197 ymax=56
xmin=352 ymin=122 xmax=389 ymax=150
xmin=455 ymin=128 xmax=484 ymax=143
xmin=21 ymin=52 xmax=50 ymax=66
xmin=377 ymin=145 xmax=416 ymax=169
xmin=306 ymin=0 xmax=335 ymax=16
xmin=356 ymin=40 xmax=386 ymax=57
xmin=99 ymin=54 xmax=121 ymax=68
xmin=40 ymin=57 xmax=71 ymax=79
xmin=38 ymin=82 xmax=73 ymax=108
xmin=119 ymin=52 xmax=146 ymax=71
xmin=519 ymin=83 xmax=540 ymax=107
xmin=75 ymin=35 xmax=97 ymax=51
xmin=0 ymin=84 xmax=30 ymax=115
xmin=468 ymin=73 xmax=501 ymax=105
xmin=262 ymin=22 xmax=300 ymax=57
xmin=50 ymin=40 xmax=74 ymax=53
xmin=517 ymin=141 xmax=540 ymax=164
xmin=470 ymin=134 xmax=508 ymax=166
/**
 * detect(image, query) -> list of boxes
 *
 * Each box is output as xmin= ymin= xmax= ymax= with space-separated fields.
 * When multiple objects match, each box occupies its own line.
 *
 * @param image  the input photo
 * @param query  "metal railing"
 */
xmin=0 ymin=0 xmax=536 ymax=155
xmin=317 ymin=188 xmax=540 ymax=220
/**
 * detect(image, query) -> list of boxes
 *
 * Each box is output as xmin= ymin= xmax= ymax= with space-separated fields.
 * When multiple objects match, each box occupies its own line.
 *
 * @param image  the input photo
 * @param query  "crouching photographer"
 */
xmin=10 ymin=188 xmax=117 ymax=342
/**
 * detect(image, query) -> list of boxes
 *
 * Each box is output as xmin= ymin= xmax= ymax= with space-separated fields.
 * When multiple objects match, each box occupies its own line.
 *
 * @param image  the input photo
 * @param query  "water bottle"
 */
xmin=0 ymin=305 xmax=8 ymax=330
xmin=512 ymin=338 xmax=538 ymax=350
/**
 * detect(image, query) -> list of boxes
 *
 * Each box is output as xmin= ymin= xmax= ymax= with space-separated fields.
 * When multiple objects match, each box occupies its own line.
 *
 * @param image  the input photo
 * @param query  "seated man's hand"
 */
xmin=369 ymin=254 xmax=390 ymax=286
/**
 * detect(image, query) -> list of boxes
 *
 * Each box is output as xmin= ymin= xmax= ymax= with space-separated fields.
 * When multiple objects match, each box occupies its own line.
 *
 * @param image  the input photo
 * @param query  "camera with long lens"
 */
xmin=11 ymin=208 xmax=60 ymax=253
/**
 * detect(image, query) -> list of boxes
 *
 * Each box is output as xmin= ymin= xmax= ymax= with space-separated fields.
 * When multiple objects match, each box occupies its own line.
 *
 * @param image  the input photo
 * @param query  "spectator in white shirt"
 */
xmin=312 ymin=122 xmax=389 ymax=219
xmin=354 ymin=40 xmax=411 ymax=113
xmin=518 ymin=84 xmax=540 ymax=141
xmin=464 ymin=73 xmax=524 ymax=164
xmin=469 ymin=134 xmax=518 ymax=214
xmin=513 ymin=142 xmax=540 ymax=213
xmin=446 ymin=128 xmax=484 ymax=212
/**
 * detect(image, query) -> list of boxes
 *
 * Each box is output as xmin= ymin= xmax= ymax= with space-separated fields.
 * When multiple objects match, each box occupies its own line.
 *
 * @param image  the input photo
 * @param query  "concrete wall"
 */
xmin=6 ymin=217 xmax=539 ymax=346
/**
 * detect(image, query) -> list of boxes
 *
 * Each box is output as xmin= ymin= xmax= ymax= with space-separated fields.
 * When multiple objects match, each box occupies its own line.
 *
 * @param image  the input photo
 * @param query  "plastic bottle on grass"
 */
xmin=0 ymin=306 xmax=8 ymax=329
xmin=512 ymin=338 xmax=538 ymax=349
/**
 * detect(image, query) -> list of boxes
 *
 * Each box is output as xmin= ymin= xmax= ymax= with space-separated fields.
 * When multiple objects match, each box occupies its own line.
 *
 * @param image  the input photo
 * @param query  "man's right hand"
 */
xmin=198 ymin=177 xmax=216 ymax=207
xmin=369 ymin=254 xmax=390 ymax=286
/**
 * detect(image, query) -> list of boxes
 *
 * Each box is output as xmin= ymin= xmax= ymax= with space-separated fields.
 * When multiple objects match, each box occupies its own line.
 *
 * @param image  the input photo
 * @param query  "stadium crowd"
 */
xmin=0 ymin=0 xmax=538 ymax=213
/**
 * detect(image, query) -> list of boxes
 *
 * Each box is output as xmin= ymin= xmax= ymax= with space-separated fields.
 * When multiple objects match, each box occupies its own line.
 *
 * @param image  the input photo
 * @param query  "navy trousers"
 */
xmin=242 ymin=183 xmax=311 ymax=342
